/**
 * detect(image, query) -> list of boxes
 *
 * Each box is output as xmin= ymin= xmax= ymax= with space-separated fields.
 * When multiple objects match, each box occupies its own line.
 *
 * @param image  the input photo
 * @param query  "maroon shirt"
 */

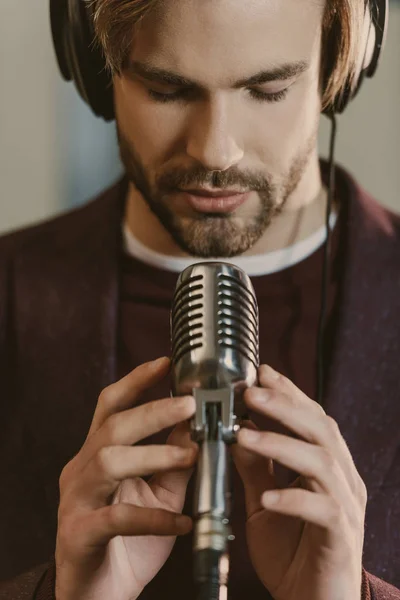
xmin=117 ymin=197 xmax=343 ymax=599
xmin=2 ymin=163 xmax=400 ymax=600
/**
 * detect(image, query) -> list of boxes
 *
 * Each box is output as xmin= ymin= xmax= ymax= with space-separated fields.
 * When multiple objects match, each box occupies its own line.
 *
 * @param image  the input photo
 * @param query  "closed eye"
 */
xmin=147 ymin=87 xmax=290 ymax=104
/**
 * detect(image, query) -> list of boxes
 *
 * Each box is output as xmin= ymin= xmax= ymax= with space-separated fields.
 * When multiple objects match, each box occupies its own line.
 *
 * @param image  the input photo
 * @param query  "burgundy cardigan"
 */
xmin=0 ymin=164 xmax=399 ymax=599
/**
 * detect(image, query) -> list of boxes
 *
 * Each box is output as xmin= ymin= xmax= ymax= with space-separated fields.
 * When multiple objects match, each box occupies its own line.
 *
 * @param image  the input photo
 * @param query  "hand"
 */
xmin=55 ymin=356 xmax=198 ymax=600
xmin=229 ymin=364 xmax=368 ymax=600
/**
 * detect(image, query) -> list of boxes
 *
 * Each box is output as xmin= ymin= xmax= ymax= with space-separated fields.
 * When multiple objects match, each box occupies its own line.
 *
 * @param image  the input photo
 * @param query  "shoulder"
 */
xmin=335 ymin=162 xmax=400 ymax=246
xmin=0 ymin=176 xmax=126 ymax=266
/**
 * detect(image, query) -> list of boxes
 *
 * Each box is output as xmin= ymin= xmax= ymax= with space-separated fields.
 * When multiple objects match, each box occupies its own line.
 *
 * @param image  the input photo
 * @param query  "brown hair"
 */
xmin=88 ymin=0 xmax=365 ymax=112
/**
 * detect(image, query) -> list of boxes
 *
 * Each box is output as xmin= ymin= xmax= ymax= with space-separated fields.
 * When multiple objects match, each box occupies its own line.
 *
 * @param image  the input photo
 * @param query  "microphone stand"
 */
xmin=191 ymin=387 xmax=238 ymax=600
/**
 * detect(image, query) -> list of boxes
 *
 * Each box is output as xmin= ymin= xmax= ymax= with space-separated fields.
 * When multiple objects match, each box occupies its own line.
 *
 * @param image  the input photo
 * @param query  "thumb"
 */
xmin=230 ymin=420 xmax=276 ymax=516
xmin=149 ymin=419 xmax=198 ymax=512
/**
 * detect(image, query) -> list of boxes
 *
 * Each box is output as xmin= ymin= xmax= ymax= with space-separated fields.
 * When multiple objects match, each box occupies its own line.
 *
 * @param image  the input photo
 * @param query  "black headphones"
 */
xmin=50 ymin=0 xmax=388 ymax=122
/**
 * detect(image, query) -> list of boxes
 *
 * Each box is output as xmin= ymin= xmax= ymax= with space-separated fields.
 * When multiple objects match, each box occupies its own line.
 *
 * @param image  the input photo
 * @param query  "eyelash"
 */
xmin=147 ymin=87 xmax=289 ymax=104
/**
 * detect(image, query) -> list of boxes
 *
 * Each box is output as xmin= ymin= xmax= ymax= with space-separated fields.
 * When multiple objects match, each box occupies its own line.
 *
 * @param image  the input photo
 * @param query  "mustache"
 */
xmin=157 ymin=166 xmax=271 ymax=194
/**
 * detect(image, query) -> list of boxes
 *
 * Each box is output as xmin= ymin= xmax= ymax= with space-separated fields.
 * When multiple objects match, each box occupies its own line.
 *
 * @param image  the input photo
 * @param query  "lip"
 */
xmin=180 ymin=188 xmax=247 ymax=198
xmin=178 ymin=191 xmax=250 ymax=213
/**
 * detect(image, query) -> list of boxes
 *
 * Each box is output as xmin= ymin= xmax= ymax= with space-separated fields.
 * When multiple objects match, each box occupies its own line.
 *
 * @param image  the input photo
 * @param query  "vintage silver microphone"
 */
xmin=170 ymin=262 xmax=259 ymax=600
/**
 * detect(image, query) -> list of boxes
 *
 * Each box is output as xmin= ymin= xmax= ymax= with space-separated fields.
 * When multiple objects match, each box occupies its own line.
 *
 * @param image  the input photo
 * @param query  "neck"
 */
xmin=125 ymin=156 xmax=334 ymax=258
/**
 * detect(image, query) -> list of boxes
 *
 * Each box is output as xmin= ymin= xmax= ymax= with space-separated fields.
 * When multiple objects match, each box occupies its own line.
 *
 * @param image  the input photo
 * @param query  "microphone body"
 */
xmin=170 ymin=262 xmax=259 ymax=599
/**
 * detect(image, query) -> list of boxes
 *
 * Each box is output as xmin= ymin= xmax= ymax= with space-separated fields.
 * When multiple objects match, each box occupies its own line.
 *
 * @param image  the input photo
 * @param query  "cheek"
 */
xmin=254 ymin=78 xmax=320 ymax=170
xmin=114 ymin=77 xmax=182 ymax=162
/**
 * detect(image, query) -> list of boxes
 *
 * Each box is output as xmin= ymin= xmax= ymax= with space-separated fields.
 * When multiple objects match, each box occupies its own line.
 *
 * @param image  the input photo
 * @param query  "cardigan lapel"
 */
xmin=12 ymin=176 xmax=128 ymax=478
xmin=324 ymin=166 xmax=400 ymax=496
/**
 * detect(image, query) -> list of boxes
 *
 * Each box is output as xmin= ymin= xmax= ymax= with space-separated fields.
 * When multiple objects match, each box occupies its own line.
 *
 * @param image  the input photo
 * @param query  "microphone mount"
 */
xmin=191 ymin=386 xmax=239 ymax=444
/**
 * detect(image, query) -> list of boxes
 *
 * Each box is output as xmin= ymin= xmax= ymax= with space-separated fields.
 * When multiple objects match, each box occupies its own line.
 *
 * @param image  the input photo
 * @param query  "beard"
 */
xmin=116 ymin=124 xmax=317 ymax=258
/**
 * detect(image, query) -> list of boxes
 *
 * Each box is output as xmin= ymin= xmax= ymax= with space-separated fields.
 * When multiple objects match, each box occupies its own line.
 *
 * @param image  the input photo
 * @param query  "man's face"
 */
xmin=113 ymin=0 xmax=325 ymax=258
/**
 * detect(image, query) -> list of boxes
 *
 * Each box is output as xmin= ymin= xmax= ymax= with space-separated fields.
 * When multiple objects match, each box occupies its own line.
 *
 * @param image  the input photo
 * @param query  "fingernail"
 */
xmin=251 ymin=388 xmax=269 ymax=403
xmin=260 ymin=364 xmax=280 ymax=380
xmin=153 ymin=356 xmax=169 ymax=367
xmin=262 ymin=491 xmax=280 ymax=505
xmin=181 ymin=395 xmax=196 ymax=412
xmin=176 ymin=515 xmax=193 ymax=532
xmin=240 ymin=428 xmax=260 ymax=443
xmin=188 ymin=396 xmax=196 ymax=411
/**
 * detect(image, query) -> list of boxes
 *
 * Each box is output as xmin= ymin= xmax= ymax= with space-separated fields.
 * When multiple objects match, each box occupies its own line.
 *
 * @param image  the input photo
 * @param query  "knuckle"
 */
xmin=57 ymin=515 xmax=79 ymax=551
xmin=98 ymin=386 xmax=118 ymax=410
xmin=105 ymin=504 xmax=124 ymax=530
xmin=58 ymin=465 xmax=69 ymax=489
xmin=357 ymin=477 xmax=368 ymax=504
xmin=98 ymin=385 xmax=115 ymax=406
xmin=314 ymin=402 xmax=326 ymax=416
xmin=325 ymin=415 xmax=341 ymax=437
xmin=58 ymin=459 xmax=77 ymax=493
xmin=320 ymin=447 xmax=336 ymax=470
xmin=95 ymin=446 xmax=115 ymax=475
xmin=277 ymin=373 xmax=289 ymax=387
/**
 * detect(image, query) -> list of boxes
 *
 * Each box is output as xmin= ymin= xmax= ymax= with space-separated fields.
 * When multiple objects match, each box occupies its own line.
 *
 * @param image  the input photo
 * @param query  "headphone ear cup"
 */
xmin=50 ymin=0 xmax=73 ymax=81
xmin=50 ymin=0 xmax=114 ymax=121
xmin=325 ymin=0 xmax=388 ymax=115
xmin=366 ymin=0 xmax=389 ymax=77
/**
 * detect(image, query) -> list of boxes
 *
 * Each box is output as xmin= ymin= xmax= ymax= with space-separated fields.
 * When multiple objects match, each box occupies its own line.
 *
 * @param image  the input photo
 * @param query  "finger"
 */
xmin=72 ymin=443 xmax=198 ymax=509
xmin=244 ymin=390 xmax=359 ymax=491
xmin=149 ymin=420 xmax=200 ymax=512
xmin=87 ymin=356 xmax=171 ymax=439
xmin=63 ymin=503 xmax=193 ymax=553
xmin=260 ymin=487 xmax=349 ymax=537
xmin=229 ymin=420 xmax=276 ymax=517
xmin=257 ymin=364 xmax=325 ymax=415
xmin=83 ymin=394 xmax=196 ymax=463
xmin=238 ymin=428 xmax=354 ymax=503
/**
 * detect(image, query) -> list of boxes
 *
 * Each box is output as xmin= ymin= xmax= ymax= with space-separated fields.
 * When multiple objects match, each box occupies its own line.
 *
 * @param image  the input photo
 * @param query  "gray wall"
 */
xmin=0 ymin=1 xmax=399 ymax=236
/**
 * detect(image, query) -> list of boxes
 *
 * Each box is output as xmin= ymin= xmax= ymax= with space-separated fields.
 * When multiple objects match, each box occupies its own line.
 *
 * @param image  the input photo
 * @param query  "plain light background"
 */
xmin=0 ymin=1 xmax=399 ymax=236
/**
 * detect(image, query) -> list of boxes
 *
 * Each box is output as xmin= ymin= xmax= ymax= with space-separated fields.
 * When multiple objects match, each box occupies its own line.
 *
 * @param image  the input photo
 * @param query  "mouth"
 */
xmin=177 ymin=189 xmax=251 ymax=213
xmin=179 ymin=188 xmax=248 ymax=197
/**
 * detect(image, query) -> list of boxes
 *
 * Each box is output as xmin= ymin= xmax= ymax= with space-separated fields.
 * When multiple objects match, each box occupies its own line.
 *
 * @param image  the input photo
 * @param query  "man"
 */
xmin=0 ymin=0 xmax=399 ymax=599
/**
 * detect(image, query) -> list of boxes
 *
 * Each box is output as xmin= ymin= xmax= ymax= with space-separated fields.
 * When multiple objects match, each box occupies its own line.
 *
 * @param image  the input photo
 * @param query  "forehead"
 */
xmin=131 ymin=0 xmax=325 ymax=82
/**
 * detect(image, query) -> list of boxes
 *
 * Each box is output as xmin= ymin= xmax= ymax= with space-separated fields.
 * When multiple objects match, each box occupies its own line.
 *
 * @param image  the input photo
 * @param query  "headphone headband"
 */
xmin=50 ymin=0 xmax=388 ymax=121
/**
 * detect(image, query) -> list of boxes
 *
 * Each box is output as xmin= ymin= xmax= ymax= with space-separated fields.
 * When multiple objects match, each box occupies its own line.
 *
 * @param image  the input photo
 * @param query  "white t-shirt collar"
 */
xmin=122 ymin=211 xmax=337 ymax=277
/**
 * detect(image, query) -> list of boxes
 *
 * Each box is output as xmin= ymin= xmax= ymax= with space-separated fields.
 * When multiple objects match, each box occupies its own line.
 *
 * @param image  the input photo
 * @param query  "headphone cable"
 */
xmin=316 ymin=111 xmax=337 ymax=408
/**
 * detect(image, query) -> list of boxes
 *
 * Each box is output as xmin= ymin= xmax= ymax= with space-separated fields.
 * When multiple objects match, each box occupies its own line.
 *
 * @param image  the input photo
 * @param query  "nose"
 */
xmin=186 ymin=96 xmax=244 ymax=171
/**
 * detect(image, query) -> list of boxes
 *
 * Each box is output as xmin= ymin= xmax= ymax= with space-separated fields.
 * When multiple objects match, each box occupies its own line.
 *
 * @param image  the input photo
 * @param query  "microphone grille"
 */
xmin=171 ymin=262 xmax=259 ymax=369
xmin=216 ymin=270 xmax=258 ymax=369
xmin=171 ymin=272 xmax=205 ymax=366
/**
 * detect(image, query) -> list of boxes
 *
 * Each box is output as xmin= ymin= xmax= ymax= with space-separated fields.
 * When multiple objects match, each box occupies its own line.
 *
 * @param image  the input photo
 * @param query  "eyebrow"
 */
xmin=126 ymin=59 xmax=309 ymax=89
